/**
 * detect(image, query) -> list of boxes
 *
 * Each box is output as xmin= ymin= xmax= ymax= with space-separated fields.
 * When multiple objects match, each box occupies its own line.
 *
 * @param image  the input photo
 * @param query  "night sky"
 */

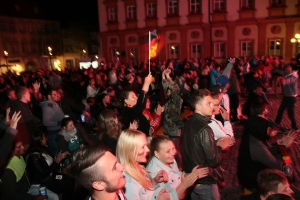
xmin=0 ymin=0 xmax=99 ymax=30
xmin=42 ymin=0 xmax=99 ymax=30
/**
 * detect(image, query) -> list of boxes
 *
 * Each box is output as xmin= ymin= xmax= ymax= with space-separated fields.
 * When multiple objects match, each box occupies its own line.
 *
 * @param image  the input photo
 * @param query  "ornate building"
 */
xmin=98 ymin=0 xmax=300 ymax=63
xmin=0 ymin=16 xmax=62 ymax=73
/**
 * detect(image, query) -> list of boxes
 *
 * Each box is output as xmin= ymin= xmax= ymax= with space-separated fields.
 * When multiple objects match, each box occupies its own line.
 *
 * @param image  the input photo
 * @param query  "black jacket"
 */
xmin=26 ymin=146 xmax=59 ymax=184
xmin=10 ymin=100 xmax=36 ymax=145
xmin=182 ymin=113 xmax=223 ymax=184
xmin=121 ymin=91 xmax=150 ymax=136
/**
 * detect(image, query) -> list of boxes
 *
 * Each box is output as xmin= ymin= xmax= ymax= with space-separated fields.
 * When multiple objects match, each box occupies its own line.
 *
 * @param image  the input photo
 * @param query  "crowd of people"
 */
xmin=0 ymin=54 xmax=299 ymax=200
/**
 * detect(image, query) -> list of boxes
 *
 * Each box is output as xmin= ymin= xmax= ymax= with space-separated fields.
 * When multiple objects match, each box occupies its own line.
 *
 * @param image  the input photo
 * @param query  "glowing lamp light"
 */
xmin=130 ymin=52 xmax=134 ymax=56
xmin=171 ymin=46 xmax=175 ymax=50
xmin=291 ymin=38 xmax=296 ymax=43
xmin=4 ymin=51 xmax=8 ymax=56
xmin=295 ymin=34 xmax=300 ymax=39
xmin=116 ymin=51 xmax=120 ymax=55
xmin=276 ymin=41 xmax=280 ymax=45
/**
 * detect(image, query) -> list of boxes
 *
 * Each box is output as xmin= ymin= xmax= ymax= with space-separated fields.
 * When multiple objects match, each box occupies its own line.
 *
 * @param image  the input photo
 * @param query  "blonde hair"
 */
xmin=116 ymin=129 xmax=153 ymax=190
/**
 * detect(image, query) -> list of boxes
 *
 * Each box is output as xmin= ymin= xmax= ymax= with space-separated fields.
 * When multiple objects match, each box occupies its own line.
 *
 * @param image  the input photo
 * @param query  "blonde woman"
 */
xmin=116 ymin=129 xmax=178 ymax=200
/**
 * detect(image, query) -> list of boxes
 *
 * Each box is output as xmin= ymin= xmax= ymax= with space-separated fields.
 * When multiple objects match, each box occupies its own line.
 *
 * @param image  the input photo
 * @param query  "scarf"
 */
xmin=59 ymin=128 xmax=77 ymax=141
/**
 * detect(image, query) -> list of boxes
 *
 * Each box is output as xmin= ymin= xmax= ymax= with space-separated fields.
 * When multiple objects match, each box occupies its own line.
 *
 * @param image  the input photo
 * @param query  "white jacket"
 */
xmin=124 ymin=169 xmax=178 ymax=200
xmin=146 ymin=157 xmax=180 ymax=200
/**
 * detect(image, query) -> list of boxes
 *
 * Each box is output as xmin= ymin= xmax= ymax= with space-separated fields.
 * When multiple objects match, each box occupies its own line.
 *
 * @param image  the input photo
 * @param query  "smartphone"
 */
xmin=81 ymin=114 xmax=85 ymax=122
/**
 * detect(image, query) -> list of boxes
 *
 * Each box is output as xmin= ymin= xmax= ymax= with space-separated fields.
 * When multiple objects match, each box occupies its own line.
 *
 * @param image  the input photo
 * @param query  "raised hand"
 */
xmin=144 ymin=73 xmax=153 ymax=86
xmin=278 ymin=130 xmax=298 ymax=148
xmin=10 ymin=111 xmax=22 ymax=129
xmin=32 ymin=81 xmax=40 ymax=93
xmin=216 ymin=137 xmax=235 ymax=150
xmin=129 ymin=120 xmax=138 ymax=130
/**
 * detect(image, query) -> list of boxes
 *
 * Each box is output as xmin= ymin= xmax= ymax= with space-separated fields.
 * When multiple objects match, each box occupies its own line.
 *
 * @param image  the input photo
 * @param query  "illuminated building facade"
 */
xmin=98 ymin=0 xmax=300 ymax=63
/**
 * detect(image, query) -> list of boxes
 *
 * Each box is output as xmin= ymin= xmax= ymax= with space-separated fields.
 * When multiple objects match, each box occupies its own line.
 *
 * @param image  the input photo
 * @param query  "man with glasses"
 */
xmin=40 ymin=88 xmax=65 ymax=156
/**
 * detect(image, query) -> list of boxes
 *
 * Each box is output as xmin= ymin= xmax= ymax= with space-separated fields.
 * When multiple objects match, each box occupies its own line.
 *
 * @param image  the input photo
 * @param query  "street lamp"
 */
xmin=83 ymin=49 xmax=86 ymax=58
xmin=290 ymin=33 xmax=300 ymax=54
xmin=3 ymin=51 xmax=8 ymax=71
xmin=48 ymin=46 xmax=52 ymax=71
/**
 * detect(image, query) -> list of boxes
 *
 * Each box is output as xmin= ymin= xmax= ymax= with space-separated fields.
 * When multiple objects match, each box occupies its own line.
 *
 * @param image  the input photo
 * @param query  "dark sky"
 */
xmin=42 ymin=0 xmax=99 ymax=30
xmin=0 ymin=0 xmax=99 ymax=30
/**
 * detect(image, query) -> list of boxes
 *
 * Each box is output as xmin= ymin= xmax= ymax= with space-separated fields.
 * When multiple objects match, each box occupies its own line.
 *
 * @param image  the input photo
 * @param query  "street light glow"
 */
xmin=295 ymin=33 xmax=300 ymax=39
xmin=83 ymin=49 xmax=86 ymax=53
xmin=48 ymin=46 xmax=52 ymax=52
xmin=291 ymin=38 xmax=296 ymax=43
xmin=4 ymin=51 xmax=8 ymax=56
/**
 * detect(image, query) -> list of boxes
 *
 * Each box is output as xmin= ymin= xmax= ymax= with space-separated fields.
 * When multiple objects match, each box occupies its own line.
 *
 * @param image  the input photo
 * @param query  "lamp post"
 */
xmin=290 ymin=33 xmax=300 ymax=55
xmin=48 ymin=46 xmax=52 ymax=71
xmin=82 ymin=49 xmax=86 ymax=58
xmin=4 ymin=51 xmax=8 ymax=71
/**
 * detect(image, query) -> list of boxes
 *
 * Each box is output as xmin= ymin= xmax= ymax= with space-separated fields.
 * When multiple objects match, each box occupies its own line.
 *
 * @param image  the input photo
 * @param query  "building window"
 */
xmin=30 ymin=40 xmax=37 ymax=53
xmin=241 ymin=0 xmax=254 ymax=9
xmin=19 ymin=21 xmax=26 ymax=32
xmin=214 ymin=0 xmax=225 ymax=11
xmin=37 ymin=22 xmax=43 ymax=33
xmin=169 ymin=45 xmax=179 ymax=59
xmin=129 ymin=47 xmax=139 ymax=64
xmin=2 ymin=42 xmax=8 ymax=52
xmin=147 ymin=3 xmax=157 ymax=18
xmin=111 ymin=48 xmax=120 ymax=60
xmin=269 ymin=39 xmax=281 ymax=55
xmin=108 ymin=7 xmax=117 ymax=22
xmin=191 ymin=44 xmax=201 ymax=58
xmin=127 ymin=5 xmax=136 ymax=20
xmin=241 ymin=41 xmax=252 ymax=56
xmin=214 ymin=42 xmax=225 ymax=58
xmin=28 ymin=22 xmax=34 ymax=33
xmin=190 ymin=0 xmax=201 ymax=14
xmin=21 ymin=40 xmax=28 ymax=53
xmin=9 ymin=21 xmax=16 ymax=31
xmin=271 ymin=0 xmax=284 ymax=7
xmin=12 ymin=40 xmax=19 ymax=53
xmin=1 ymin=20 xmax=8 ymax=31
xmin=168 ymin=0 xmax=178 ymax=15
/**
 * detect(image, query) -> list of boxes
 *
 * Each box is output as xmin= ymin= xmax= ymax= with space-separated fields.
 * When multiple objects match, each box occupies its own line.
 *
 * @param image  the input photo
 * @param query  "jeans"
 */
xmin=47 ymin=130 xmax=60 ymax=157
xmin=190 ymin=184 xmax=220 ymax=200
xmin=275 ymin=96 xmax=298 ymax=130
xmin=28 ymin=184 xmax=59 ymax=200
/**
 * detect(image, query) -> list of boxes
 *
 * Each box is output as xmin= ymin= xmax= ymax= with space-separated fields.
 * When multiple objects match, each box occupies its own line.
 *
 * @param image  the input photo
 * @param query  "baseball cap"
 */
xmin=209 ymin=84 xmax=223 ymax=95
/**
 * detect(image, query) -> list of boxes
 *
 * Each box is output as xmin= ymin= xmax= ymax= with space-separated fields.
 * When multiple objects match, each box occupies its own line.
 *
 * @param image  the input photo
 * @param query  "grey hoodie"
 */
xmin=40 ymin=100 xmax=64 ymax=131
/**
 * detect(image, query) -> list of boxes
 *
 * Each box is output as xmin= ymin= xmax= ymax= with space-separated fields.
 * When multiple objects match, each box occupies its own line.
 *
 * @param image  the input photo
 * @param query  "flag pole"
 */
xmin=148 ymin=31 xmax=151 ymax=74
